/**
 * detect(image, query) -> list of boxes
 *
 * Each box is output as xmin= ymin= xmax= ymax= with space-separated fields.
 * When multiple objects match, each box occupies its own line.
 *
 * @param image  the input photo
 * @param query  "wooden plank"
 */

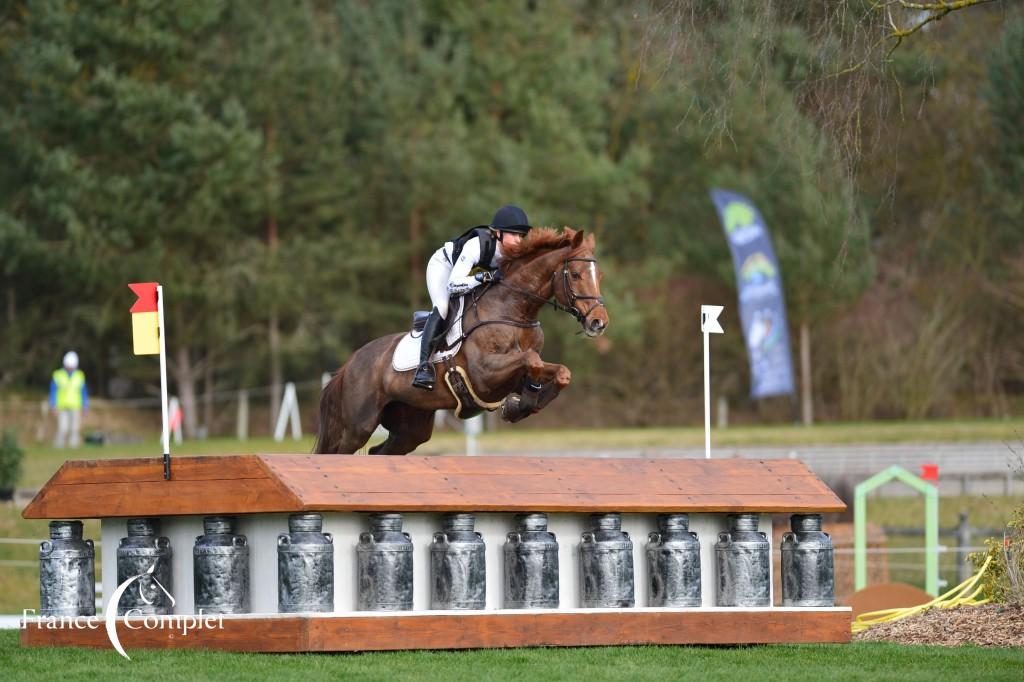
xmin=53 ymin=456 xmax=270 ymax=485
xmin=285 ymin=473 xmax=822 ymax=497
xmin=20 ymin=615 xmax=306 ymax=653
xmin=20 ymin=609 xmax=851 ymax=652
xmin=23 ymin=454 xmax=845 ymax=519
xmin=293 ymin=493 xmax=844 ymax=513
xmin=23 ymin=456 xmax=302 ymax=519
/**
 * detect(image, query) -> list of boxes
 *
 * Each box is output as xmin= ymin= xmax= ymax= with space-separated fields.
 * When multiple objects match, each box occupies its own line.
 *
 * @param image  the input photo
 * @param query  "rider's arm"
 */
xmin=447 ymin=237 xmax=484 ymax=295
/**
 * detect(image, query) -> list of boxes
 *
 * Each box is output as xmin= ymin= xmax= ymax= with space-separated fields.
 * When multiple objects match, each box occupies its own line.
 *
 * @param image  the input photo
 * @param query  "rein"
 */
xmin=446 ymin=254 xmax=604 ymax=346
xmin=497 ymin=257 xmax=606 ymax=329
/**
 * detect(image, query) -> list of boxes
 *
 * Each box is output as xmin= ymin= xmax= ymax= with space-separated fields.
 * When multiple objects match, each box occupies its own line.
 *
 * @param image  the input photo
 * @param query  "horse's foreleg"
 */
xmin=534 ymin=380 xmax=563 ymax=411
xmin=477 ymin=349 xmax=571 ymax=391
xmin=478 ymin=350 xmax=571 ymax=423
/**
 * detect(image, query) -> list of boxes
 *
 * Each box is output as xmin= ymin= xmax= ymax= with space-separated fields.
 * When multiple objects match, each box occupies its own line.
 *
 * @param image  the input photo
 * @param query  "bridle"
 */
xmin=446 ymin=253 xmax=605 ymax=347
xmin=497 ymin=256 xmax=606 ymax=330
xmin=552 ymin=257 xmax=606 ymax=328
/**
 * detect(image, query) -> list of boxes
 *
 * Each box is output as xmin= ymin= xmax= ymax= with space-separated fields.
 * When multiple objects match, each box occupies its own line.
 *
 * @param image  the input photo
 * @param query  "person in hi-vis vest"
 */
xmin=50 ymin=351 xmax=88 ymax=448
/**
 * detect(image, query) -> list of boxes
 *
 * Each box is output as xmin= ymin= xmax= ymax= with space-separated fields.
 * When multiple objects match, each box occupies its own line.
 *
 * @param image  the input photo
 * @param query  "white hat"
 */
xmin=63 ymin=351 xmax=79 ymax=369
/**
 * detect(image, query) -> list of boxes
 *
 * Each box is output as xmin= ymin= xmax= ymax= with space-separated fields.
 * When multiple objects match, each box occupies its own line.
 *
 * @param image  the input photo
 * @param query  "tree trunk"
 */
xmin=203 ymin=352 xmax=214 ymax=439
xmin=269 ymin=310 xmax=282 ymax=433
xmin=174 ymin=346 xmax=199 ymax=438
xmin=409 ymin=206 xmax=423 ymax=311
xmin=800 ymin=320 xmax=813 ymax=426
xmin=264 ymin=119 xmax=282 ymax=432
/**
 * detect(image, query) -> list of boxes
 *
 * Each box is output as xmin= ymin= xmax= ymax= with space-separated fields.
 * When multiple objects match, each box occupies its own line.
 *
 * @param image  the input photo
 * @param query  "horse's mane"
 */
xmin=500 ymin=227 xmax=593 ymax=262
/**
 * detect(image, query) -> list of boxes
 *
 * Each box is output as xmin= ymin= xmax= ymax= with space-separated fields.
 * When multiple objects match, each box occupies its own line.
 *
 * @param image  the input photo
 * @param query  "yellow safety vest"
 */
xmin=53 ymin=369 xmax=85 ymax=411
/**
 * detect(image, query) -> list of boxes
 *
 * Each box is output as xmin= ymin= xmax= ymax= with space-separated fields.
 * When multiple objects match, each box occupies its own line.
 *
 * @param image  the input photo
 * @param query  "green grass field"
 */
xmin=12 ymin=417 xmax=1024 ymax=489
xmin=0 ymin=631 xmax=1021 ymax=681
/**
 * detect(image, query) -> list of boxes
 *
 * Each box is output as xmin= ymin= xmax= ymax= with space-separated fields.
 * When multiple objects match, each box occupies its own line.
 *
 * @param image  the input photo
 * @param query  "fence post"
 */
xmin=956 ymin=510 xmax=972 ymax=584
xmin=236 ymin=390 xmax=249 ymax=441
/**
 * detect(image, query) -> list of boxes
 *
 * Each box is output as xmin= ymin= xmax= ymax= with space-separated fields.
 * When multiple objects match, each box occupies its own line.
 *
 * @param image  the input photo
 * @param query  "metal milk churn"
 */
xmin=580 ymin=512 xmax=634 ymax=608
xmin=715 ymin=513 xmax=770 ymax=607
xmin=781 ymin=514 xmax=835 ymax=607
xmin=39 ymin=520 xmax=95 ymax=617
xmin=504 ymin=512 xmax=559 ymax=609
xmin=193 ymin=516 xmax=250 ymax=614
xmin=430 ymin=513 xmax=486 ymax=610
xmin=646 ymin=513 xmax=701 ymax=607
xmin=357 ymin=513 xmax=413 ymax=611
xmin=116 ymin=518 xmax=173 ymax=615
xmin=278 ymin=513 xmax=334 ymax=613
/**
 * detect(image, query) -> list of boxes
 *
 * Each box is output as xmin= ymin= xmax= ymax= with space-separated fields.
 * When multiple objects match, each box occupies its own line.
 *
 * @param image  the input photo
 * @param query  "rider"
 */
xmin=412 ymin=205 xmax=533 ymax=390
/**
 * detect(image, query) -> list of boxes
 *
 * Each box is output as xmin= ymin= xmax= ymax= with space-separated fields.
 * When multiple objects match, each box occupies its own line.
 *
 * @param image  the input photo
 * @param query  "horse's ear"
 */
xmin=571 ymin=229 xmax=585 ymax=249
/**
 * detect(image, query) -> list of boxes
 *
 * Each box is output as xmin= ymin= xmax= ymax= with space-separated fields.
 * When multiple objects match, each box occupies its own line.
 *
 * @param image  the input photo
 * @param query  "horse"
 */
xmin=314 ymin=227 xmax=609 ymax=455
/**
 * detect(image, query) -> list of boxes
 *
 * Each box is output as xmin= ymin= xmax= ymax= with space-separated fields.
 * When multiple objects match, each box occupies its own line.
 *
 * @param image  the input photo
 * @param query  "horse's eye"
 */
xmin=571 ymin=272 xmax=582 ymax=280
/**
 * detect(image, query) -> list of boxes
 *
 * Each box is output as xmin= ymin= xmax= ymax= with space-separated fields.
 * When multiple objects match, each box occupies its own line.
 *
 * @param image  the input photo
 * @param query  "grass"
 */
xmin=0 ymin=631 xmax=1021 ymax=681
xmin=12 ymin=417 xmax=1024 ymax=489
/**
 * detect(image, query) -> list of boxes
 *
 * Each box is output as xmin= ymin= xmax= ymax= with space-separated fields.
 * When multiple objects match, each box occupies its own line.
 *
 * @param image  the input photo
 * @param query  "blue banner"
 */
xmin=709 ymin=189 xmax=796 ymax=399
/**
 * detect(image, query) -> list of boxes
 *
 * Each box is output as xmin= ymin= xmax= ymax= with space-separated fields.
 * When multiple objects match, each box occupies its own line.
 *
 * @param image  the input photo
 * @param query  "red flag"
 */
xmin=129 ymin=282 xmax=159 ymax=313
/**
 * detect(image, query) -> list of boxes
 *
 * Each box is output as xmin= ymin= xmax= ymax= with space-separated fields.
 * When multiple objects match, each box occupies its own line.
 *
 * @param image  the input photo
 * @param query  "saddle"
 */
xmin=391 ymin=297 xmax=465 ymax=372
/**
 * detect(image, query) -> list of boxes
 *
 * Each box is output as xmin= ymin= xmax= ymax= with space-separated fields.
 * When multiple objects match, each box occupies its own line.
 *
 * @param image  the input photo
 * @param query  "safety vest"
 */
xmin=53 ymin=369 xmax=85 ymax=410
xmin=449 ymin=227 xmax=497 ymax=268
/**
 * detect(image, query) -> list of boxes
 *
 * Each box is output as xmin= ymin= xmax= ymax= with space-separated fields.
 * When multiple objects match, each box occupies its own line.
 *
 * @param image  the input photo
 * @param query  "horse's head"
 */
xmin=552 ymin=229 xmax=608 ymax=337
xmin=500 ymin=227 xmax=609 ymax=337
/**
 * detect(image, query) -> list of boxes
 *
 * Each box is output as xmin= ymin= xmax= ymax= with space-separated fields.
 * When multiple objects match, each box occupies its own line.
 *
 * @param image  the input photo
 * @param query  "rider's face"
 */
xmin=500 ymin=232 xmax=523 ymax=247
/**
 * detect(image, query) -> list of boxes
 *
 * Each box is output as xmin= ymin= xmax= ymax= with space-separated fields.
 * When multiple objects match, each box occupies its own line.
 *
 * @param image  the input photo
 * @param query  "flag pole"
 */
xmin=157 ymin=285 xmax=170 ymax=480
xmin=700 ymin=305 xmax=724 ymax=460
xmin=703 ymin=327 xmax=711 ymax=460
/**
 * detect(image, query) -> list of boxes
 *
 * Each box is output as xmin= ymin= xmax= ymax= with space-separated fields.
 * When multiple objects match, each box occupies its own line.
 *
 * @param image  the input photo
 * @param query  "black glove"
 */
xmin=475 ymin=270 xmax=500 ymax=283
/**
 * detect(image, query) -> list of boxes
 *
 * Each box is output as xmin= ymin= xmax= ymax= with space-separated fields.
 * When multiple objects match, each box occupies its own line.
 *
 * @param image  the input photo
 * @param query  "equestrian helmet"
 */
xmin=490 ymin=205 xmax=532 ymax=235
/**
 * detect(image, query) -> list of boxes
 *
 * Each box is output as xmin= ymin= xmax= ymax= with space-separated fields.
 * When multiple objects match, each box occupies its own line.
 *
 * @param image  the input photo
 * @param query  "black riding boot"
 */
xmin=412 ymin=309 xmax=444 ymax=390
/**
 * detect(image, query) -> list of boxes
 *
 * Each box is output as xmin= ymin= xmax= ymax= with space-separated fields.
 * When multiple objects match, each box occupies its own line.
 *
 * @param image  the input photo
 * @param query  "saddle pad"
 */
xmin=392 ymin=298 xmax=465 ymax=372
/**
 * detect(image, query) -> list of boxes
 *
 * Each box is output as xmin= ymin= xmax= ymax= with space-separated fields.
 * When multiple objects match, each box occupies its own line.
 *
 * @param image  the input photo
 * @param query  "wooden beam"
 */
xmin=21 ymin=609 xmax=852 ymax=652
xmin=23 ymin=454 xmax=845 ymax=519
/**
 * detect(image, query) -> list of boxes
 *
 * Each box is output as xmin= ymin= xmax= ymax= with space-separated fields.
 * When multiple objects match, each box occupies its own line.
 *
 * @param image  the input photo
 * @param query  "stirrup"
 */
xmin=412 ymin=362 xmax=436 ymax=390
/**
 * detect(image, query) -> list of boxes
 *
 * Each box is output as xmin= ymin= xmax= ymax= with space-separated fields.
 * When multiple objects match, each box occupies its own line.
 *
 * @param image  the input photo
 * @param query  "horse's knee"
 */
xmin=524 ymin=350 xmax=544 ymax=372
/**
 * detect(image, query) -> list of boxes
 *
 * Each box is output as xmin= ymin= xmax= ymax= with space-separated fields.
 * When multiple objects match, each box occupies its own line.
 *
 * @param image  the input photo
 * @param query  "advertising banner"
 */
xmin=709 ymin=189 xmax=796 ymax=398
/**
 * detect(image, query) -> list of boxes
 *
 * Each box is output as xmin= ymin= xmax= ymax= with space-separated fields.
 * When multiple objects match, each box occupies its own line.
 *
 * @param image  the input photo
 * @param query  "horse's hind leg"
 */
xmin=368 ymin=403 xmax=436 ymax=455
xmin=334 ymin=389 xmax=385 ymax=454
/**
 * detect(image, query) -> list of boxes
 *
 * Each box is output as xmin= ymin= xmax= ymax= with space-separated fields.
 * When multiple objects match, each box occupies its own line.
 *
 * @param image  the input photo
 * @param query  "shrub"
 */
xmin=0 ymin=429 xmax=25 ymax=490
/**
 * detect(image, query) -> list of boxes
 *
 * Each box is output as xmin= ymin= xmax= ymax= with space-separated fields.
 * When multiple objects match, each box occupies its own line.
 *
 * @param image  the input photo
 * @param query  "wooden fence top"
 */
xmin=22 ymin=454 xmax=845 ymax=519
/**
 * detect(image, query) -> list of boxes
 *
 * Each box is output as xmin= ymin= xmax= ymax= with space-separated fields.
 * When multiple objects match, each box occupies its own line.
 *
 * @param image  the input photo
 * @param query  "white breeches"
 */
xmin=426 ymin=249 xmax=454 ymax=318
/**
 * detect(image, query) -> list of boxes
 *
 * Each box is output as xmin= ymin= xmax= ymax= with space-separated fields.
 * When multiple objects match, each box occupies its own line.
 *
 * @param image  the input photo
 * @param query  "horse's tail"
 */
xmin=313 ymin=361 xmax=348 ymax=454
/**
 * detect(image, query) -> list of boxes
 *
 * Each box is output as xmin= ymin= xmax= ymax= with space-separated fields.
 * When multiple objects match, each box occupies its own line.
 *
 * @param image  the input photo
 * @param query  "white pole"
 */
xmin=700 ymin=304 xmax=724 ymax=461
xmin=703 ymin=329 xmax=711 ymax=460
xmin=466 ymin=414 xmax=483 ymax=456
xmin=157 ymin=285 xmax=170 ymax=479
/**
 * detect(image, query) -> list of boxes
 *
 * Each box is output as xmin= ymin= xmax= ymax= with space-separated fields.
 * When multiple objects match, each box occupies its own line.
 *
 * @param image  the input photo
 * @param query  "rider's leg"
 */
xmin=413 ymin=251 xmax=453 ymax=390
xmin=412 ymin=307 xmax=444 ymax=390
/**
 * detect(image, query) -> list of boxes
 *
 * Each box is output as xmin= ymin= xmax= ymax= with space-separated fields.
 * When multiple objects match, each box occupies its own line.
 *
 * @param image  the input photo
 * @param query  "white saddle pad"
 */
xmin=392 ymin=298 xmax=465 ymax=372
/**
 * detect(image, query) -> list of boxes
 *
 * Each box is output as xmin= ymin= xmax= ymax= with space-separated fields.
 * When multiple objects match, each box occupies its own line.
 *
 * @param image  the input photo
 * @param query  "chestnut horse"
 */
xmin=314 ymin=227 xmax=608 ymax=455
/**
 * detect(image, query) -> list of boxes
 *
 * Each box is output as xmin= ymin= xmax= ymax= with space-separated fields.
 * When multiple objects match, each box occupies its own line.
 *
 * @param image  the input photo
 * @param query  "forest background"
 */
xmin=2 ymin=0 xmax=1023 ymax=437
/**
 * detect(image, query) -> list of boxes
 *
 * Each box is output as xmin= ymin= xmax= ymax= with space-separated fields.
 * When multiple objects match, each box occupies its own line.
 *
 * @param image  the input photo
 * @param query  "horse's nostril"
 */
xmin=590 ymin=320 xmax=605 ymax=332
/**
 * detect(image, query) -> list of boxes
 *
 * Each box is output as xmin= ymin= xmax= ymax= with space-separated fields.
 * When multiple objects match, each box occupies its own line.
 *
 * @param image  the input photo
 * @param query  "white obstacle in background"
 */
xmin=236 ymin=389 xmax=249 ymax=441
xmin=701 ymin=305 xmax=724 ymax=460
xmin=465 ymin=414 xmax=484 ymax=456
xmin=168 ymin=395 xmax=183 ymax=445
xmin=273 ymin=382 xmax=302 ymax=442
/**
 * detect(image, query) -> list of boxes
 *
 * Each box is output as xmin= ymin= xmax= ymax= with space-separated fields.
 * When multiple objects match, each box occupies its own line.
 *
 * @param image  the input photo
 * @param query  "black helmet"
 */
xmin=490 ymin=205 xmax=532 ymax=234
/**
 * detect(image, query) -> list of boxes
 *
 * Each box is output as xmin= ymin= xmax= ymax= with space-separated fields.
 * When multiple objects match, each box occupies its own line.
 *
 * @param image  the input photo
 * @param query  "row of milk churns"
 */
xmin=38 ymin=511 xmax=835 ymax=616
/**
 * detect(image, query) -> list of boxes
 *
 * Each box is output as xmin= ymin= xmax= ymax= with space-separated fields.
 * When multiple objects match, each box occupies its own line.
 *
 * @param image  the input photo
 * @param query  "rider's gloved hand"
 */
xmin=475 ymin=270 xmax=500 ymax=283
